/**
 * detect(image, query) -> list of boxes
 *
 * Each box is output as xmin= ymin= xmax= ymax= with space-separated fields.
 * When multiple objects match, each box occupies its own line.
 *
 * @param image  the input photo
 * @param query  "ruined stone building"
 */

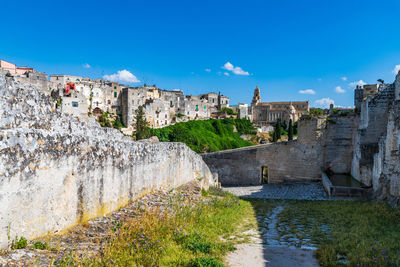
xmin=250 ymin=86 xmax=309 ymax=126
xmin=354 ymin=83 xmax=380 ymax=110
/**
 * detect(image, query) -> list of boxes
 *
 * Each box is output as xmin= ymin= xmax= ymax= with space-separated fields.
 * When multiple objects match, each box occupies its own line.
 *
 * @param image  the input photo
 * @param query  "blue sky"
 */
xmin=1 ymin=0 xmax=400 ymax=107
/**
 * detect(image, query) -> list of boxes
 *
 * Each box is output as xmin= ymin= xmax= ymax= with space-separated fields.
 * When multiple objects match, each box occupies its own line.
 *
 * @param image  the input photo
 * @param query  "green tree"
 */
xmin=293 ymin=121 xmax=298 ymax=135
xmin=309 ymin=108 xmax=324 ymax=117
xmin=272 ymin=130 xmax=278 ymax=142
xmin=288 ymin=119 xmax=294 ymax=141
xmin=282 ymin=120 xmax=288 ymax=131
xmin=134 ymin=106 xmax=150 ymax=140
xmin=276 ymin=119 xmax=282 ymax=140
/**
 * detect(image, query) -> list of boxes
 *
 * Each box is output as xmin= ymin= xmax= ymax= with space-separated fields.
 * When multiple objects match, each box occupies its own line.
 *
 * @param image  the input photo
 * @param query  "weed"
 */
xmin=11 ymin=236 xmax=27 ymax=249
xmin=73 ymin=190 xmax=254 ymax=266
xmin=33 ymin=241 xmax=49 ymax=250
xmin=188 ymin=256 xmax=224 ymax=267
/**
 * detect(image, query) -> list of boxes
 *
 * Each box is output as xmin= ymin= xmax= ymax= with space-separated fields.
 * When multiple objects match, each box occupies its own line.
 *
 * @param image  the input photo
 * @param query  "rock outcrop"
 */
xmin=0 ymin=71 xmax=215 ymax=249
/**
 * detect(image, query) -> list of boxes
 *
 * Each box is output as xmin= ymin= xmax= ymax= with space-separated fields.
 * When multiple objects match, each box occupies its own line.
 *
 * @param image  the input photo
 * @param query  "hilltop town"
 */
xmin=0 ymin=59 xmax=319 ymax=136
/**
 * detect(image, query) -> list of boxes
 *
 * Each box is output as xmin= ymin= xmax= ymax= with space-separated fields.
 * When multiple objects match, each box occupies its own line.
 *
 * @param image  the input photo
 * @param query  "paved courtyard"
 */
xmin=223 ymin=181 xmax=328 ymax=200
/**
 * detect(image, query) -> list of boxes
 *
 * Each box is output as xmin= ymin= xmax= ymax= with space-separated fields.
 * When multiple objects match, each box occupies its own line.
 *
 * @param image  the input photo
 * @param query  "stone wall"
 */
xmin=351 ymin=83 xmax=395 ymax=186
xmin=322 ymin=114 xmax=358 ymax=174
xmin=0 ymin=71 xmax=215 ymax=249
xmin=202 ymin=115 xmax=358 ymax=186
xmin=349 ymin=71 xmax=400 ymax=204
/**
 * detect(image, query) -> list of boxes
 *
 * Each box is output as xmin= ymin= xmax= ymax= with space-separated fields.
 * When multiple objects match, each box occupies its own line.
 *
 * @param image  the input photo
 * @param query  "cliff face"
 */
xmin=351 ymin=72 xmax=400 ymax=204
xmin=0 ymin=71 xmax=215 ymax=249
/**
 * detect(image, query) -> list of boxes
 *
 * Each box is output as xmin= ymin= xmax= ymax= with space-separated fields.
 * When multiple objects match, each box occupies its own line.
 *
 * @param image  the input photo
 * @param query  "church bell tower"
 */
xmin=251 ymin=86 xmax=261 ymax=107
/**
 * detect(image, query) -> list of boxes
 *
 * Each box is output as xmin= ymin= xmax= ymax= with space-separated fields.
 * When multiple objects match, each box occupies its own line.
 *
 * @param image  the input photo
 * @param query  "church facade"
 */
xmin=251 ymin=86 xmax=309 ymax=126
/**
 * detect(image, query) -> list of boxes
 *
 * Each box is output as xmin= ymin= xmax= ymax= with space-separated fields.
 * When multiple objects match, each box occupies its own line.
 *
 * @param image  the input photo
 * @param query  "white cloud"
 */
xmin=224 ymin=72 xmax=230 ymax=76
xmin=349 ymin=80 xmax=366 ymax=88
xmin=222 ymin=62 xmax=250 ymax=76
xmin=103 ymin=70 xmax=140 ymax=83
xmin=83 ymin=63 xmax=91 ymax=69
xmin=392 ymin=64 xmax=400 ymax=75
xmin=205 ymin=68 xmax=211 ymax=73
xmin=314 ymin=98 xmax=334 ymax=108
xmin=298 ymin=89 xmax=316 ymax=95
xmin=335 ymin=86 xmax=345 ymax=93
xmin=341 ymin=76 xmax=347 ymax=81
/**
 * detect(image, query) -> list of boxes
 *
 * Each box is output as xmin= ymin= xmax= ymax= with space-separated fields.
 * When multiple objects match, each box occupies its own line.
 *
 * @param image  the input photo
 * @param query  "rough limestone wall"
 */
xmin=351 ymin=83 xmax=394 ymax=186
xmin=322 ymin=115 xmax=358 ymax=174
xmin=372 ymin=73 xmax=400 ymax=203
xmin=0 ymin=71 xmax=215 ymax=249
xmin=202 ymin=141 xmax=323 ymax=186
xmin=202 ymin=118 xmax=325 ymax=185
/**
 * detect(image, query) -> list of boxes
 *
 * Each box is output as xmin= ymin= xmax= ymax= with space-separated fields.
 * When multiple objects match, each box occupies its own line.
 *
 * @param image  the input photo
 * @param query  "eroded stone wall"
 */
xmin=202 ymin=115 xmax=358 ymax=186
xmin=350 ymin=71 xmax=400 ymax=204
xmin=0 ymin=71 xmax=215 ymax=249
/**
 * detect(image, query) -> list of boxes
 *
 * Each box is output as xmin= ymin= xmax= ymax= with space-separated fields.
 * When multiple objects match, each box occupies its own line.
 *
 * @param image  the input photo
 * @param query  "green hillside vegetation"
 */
xmin=149 ymin=118 xmax=256 ymax=153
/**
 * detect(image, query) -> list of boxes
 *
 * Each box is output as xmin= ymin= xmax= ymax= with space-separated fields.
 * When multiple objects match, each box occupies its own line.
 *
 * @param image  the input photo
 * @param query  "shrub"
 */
xmin=150 ymin=119 xmax=254 ymax=153
xmin=309 ymin=108 xmax=324 ymax=117
xmin=12 ymin=236 xmax=28 ymax=249
xmin=33 ymin=241 xmax=49 ymax=250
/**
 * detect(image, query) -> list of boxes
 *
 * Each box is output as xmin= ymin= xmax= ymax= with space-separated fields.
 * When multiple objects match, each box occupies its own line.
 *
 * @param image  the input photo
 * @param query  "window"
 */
xmin=204 ymin=105 xmax=206 ymax=109
xmin=212 ymin=99 xmax=215 ymax=103
xmin=165 ymin=114 xmax=167 ymax=118
xmin=113 ymin=100 xmax=117 ymax=105
xmin=114 ymin=92 xmax=117 ymax=98
xmin=170 ymin=100 xmax=173 ymax=106
xmin=72 ymin=101 xmax=79 ymax=107
xmin=108 ymin=100 xmax=111 ymax=104
xmin=165 ymin=120 xmax=167 ymax=124
xmin=195 ymin=105 xmax=198 ymax=111
xmin=132 ymin=100 xmax=134 ymax=105
xmin=114 ymin=86 xmax=117 ymax=89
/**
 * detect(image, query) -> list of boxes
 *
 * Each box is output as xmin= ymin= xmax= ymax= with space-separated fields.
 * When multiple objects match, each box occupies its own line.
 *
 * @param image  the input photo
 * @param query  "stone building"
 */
xmin=184 ymin=95 xmax=211 ymax=120
xmin=120 ymin=85 xmax=181 ymax=129
xmin=237 ymin=103 xmax=251 ymax=119
xmin=250 ymin=86 xmax=309 ymax=126
xmin=354 ymin=84 xmax=380 ymax=110
xmin=13 ymin=71 xmax=49 ymax=94
xmin=0 ymin=60 xmax=48 ymax=93
xmin=144 ymin=98 xmax=172 ymax=128
xmin=200 ymin=92 xmax=230 ymax=113
xmin=61 ymin=89 xmax=89 ymax=120
xmin=0 ymin=59 xmax=35 ymax=75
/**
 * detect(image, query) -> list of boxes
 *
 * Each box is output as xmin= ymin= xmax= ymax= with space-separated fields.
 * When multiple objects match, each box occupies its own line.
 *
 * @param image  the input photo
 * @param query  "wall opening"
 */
xmin=261 ymin=166 xmax=269 ymax=184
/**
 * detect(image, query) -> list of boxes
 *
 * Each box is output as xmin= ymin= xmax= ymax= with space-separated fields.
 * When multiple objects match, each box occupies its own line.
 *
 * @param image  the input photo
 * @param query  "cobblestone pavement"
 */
xmin=223 ymin=182 xmax=329 ymax=200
